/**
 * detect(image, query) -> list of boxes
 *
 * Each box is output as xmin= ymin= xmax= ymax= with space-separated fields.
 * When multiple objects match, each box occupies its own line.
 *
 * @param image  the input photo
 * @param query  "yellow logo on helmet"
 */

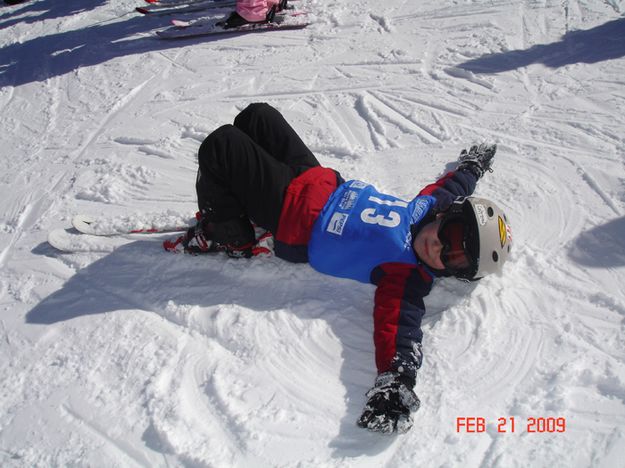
xmin=498 ymin=216 xmax=507 ymax=248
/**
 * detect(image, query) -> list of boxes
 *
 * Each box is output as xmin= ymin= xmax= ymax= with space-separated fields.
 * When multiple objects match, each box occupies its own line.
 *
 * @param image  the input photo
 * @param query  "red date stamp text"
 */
xmin=456 ymin=417 xmax=566 ymax=433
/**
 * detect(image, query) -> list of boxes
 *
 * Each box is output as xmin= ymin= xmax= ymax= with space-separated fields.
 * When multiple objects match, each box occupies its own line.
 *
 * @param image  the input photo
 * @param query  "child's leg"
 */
xmin=233 ymin=103 xmax=321 ymax=175
xmin=196 ymin=124 xmax=293 ymax=234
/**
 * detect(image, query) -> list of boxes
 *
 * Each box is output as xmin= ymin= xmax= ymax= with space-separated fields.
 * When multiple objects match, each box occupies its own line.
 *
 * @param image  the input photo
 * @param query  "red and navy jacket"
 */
xmin=273 ymin=166 xmax=478 ymax=387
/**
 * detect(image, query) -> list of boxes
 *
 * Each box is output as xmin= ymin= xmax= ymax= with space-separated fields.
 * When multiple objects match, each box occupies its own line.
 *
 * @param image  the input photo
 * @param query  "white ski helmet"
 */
xmin=438 ymin=196 xmax=512 ymax=280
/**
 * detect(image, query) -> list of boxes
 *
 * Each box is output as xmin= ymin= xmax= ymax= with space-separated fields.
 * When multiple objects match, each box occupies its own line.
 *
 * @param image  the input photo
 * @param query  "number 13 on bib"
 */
xmin=308 ymin=180 xmax=436 ymax=283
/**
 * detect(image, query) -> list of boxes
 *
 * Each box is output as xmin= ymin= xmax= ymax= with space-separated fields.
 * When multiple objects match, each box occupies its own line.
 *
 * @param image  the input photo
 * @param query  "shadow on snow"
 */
xmin=568 ymin=216 xmax=625 ymax=268
xmin=0 ymin=0 xmax=108 ymax=29
xmin=0 ymin=0 xmax=233 ymax=87
xmin=28 ymin=238 xmax=469 ymax=458
xmin=457 ymin=17 xmax=625 ymax=73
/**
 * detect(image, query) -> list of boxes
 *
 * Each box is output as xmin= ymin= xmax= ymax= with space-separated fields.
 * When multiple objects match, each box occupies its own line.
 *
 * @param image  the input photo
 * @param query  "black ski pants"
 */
xmin=196 ymin=103 xmax=321 ymax=234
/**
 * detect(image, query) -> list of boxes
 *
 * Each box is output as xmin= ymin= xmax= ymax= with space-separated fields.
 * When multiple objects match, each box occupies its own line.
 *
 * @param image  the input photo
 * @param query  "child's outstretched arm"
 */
xmin=419 ymin=143 xmax=497 ymax=211
xmin=357 ymin=263 xmax=433 ymax=434
xmin=357 ymin=144 xmax=497 ymax=434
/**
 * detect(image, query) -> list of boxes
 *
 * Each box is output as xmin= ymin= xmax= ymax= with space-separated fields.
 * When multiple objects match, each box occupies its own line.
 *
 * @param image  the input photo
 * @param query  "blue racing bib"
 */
xmin=308 ymin=180 xmax=435 ymax=283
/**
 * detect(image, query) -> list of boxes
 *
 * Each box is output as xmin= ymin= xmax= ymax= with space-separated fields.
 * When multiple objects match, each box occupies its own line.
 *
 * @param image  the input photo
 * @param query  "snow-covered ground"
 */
xmin=1 ymin=0 xmax=625 ymax=466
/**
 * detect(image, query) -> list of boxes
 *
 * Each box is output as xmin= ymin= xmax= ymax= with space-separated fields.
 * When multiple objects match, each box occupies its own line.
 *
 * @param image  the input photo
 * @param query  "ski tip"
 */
xmin=72 ymin=214 xmax=98 ymax=235
xmin=47 ymin=229 xmax=69 ymax=252
xmin=136 ymin=7 xmax=150 ymax=14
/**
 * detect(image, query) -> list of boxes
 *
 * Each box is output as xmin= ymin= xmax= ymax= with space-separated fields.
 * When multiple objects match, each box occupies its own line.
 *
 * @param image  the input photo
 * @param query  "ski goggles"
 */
xmin=437 ymin=215 xmax=477 ymax=278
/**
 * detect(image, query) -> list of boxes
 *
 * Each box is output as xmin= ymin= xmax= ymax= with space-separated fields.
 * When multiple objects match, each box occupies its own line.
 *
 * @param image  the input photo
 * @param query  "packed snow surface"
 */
xmin=1 ymin=0 xmax=625 ymax=466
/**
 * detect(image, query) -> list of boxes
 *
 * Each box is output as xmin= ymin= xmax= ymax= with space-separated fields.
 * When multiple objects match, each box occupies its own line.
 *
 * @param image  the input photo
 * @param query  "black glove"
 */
xmin=357 ymin=372 xmax=420 ymax=434
xmin=457 ymin=143 xmax=497 ymax=179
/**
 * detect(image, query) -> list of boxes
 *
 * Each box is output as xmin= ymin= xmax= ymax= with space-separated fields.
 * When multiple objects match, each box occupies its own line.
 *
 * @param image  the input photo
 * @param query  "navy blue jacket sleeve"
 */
xmin=418 ymin=168 xmax=478 ymax=212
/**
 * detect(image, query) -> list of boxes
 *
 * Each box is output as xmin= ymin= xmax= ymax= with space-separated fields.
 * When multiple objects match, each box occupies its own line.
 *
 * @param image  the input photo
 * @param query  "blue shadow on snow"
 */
xmin=0 ymin=0 xmax=234 ymax=87
xmin=28 ymin=237 xmax=467 ymax=458
xmin=568 ymin=216 xmax=625 ymax=268
xmin=27 ymin=240 xmax=398 ymax=456
xmin=458 ymin=17 xmax=625 ymax=73
xmin=0 ymin=0 xmax=107 ymax=30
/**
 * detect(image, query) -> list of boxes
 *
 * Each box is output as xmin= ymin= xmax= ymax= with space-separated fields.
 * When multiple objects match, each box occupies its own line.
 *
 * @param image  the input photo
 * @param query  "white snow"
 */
xmin=1 ymin=0 xmax=625 ymax=466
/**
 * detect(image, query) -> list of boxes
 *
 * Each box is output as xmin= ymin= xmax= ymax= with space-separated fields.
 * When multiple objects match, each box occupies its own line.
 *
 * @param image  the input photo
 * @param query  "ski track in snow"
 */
xmin=1 ymin=0 xmax=625 ymax=466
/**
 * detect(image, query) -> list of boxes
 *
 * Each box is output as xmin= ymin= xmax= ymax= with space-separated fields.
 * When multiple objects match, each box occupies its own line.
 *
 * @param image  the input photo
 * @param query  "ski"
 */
xmin=48 ymin=229 xmax=274 ymax=256
xmin=70 ymin=214 xmax=191 ymax=236
xmin=157 ymin=14 xmax=308 ymax=39
xmin=170 ymin=6 xmax=303 ymax=27
xmin=137 ymin=0 xmax=235 ymax=15
xmin=49 ymin=213 xmax=275 ymax=255
xmin=49 ymin=221 xmax=274 ymax=256
xmin=48 ymin=229 xmax=129 ymax=253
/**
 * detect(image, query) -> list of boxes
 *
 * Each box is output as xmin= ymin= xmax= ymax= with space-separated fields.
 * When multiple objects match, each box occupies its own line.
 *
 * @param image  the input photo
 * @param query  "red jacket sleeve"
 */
xmin=370 ymin=262 xmax=434 ymax=387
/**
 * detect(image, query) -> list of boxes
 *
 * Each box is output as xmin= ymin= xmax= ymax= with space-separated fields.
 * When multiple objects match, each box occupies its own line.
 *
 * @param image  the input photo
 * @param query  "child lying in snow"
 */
xmin=165 ymin=103 xmax=512 ymax=434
